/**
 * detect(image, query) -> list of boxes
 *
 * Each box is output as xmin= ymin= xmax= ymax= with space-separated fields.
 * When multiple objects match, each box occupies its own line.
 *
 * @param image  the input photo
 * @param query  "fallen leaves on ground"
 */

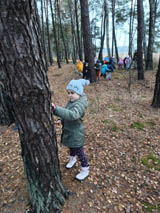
xmin=0 ymin=64 xmax=160 ymax=212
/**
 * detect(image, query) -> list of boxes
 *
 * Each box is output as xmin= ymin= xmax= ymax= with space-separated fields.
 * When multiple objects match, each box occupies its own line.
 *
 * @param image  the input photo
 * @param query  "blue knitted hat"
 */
xmin=66 ymin=79 xmax=90 ymax=95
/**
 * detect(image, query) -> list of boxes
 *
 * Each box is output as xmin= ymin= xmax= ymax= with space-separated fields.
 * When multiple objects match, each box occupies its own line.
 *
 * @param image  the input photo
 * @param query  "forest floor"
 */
xmin=1 ymin=63 xmax=160 ymax=213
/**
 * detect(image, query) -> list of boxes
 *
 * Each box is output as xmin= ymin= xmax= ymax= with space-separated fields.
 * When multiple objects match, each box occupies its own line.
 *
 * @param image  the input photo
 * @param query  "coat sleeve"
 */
xmin=54 ymin=103 xmax=85 ymax=121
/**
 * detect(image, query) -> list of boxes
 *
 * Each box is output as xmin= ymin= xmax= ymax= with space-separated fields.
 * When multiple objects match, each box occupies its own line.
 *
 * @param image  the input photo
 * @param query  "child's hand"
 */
xmin=52 ymin=103 xmax=56 ymax=111
xmin=56 ymin=119 xmax=61 ymax=125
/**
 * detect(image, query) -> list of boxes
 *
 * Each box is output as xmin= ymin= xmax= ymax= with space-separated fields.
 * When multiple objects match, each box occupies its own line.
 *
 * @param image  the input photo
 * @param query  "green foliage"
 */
xmin=145 ymin=121 xmax=156 ymax=127
xmin=108 ymin=104 xmax=121 ymax=112
xmin=141 ymin=153 xmax=160 ymax=171
xmin=130 ymin=122 xmax=145 ymax=130
xmin=111 ymin=124 xmax=120 ymax=132
xmin=142 ymin=201 xmax=160 ymax=212
xmin=115 ymin=0 xmax=130 ymax=25
xmin=102 ymin=119 xmax=121 ymax=132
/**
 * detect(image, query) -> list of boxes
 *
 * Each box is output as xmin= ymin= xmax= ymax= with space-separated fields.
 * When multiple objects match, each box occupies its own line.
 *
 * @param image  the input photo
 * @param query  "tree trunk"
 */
xmin=49 ymin=0 xmax=61 ymax=68
xmin=98 ymin=0 xmax=106 ymax=62
xmin=137 ymin=0 xmax=144 ymax=80
xmin=80 ymin=0 xmax=96 ymax=82
xmin=111 ymin=0 xmax=119 ymax=63
xmin=106 ymin=0 xmax=110 ymax=57
xmin=56 ymin=0 xmax=69 ymax=64
xmin=40 ymin=0 xmax=48 ymax=69
xmin=45 ymin=0 xmax=53 ymax=66
xmin=0 ymin=82 xmax=15 ymax=126
xmin=0 ymin=1 xmax=69 ymax=212
xmin=128 ymin=0 xmax=135 ymax=57
xmin=75 ymin=0 xmax=83 ymax=61
xmin=152 ymin=58 xmax=160 ymax=107
xmin=146 ymin=0 xmax=157 ymax=70
xmin=68 ymin=0 xmax=77 ymax=64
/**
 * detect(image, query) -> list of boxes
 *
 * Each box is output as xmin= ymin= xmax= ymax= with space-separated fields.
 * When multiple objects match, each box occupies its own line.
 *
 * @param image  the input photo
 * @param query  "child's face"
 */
xmin=67 ymin=90 xmax=80 ymax=102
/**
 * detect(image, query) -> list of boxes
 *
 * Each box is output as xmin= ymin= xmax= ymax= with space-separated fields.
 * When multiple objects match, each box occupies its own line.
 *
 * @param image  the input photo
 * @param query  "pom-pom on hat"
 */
xmin=66 ymin=79 xmax=90 ymax=95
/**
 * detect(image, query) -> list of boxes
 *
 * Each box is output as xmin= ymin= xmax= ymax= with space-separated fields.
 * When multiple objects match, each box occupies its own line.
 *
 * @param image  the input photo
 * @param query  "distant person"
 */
xmin=95 ymin=59 xmax=101 ymax=81
xmin=124 ymin=56 xmax=131 ymax=70
xmin=101 ymin=57 xmax=115 ymax=80
xmin=76 ymin=60 xmax=83 ymax=73
xmin=133 ymin=50 xmax=137 ymax=69
xmin=118 ymin=58 xmax=124 ymax=69
xmin=83 ymin=61 xmax=89 ymax=79
xmin=52 ymin=79 xmax=90 ymax=181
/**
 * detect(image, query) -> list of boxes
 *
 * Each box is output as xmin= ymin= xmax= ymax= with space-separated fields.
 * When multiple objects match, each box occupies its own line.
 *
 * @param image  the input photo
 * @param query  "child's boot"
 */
xmin=75 ymin=166 xmax=89 ymax=181
xmin=66 ymin=156 xmax=77 ymax=169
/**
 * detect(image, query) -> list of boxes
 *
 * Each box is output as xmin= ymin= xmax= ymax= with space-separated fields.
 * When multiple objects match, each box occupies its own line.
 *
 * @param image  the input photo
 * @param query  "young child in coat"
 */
xmin=52 ymin=79 xmax=90 ymax=181
xmin=101 ymin=57 xmax=115 ymax=80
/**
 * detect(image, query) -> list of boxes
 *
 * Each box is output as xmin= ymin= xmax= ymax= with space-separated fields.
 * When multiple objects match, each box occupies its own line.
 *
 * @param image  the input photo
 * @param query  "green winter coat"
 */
xmin=54 ymin=94 xmax=88 ymax=148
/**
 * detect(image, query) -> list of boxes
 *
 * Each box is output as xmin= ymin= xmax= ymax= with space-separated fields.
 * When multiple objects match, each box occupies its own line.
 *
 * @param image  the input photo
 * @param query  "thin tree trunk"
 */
xmin=56 ymin=0 xmax=69 ymax=64
xmin=45 ymin=0 xmax=53 ymax=66
xmin=41 ymin=0 xmax=48 ymax=69
xmin=146 ymin=0 xmax=157 ymax=70
xmin=106 ymin=0 xmax=110 ymax=57
xmin=137 ymin=0 xmax=144 ymax=80
xmin=0 ymin=1 xmax=69 ymax=212
xmin=75 ymin=0 xmax=83 ymax=61
xmin=80 ymin=0 xmax=96 ymax=82
xmin=49 ymin=0 xmax=61 ymax=68
xmin=98 ymin=0 xmax=106 ymax=62
xmin=152 ymin=57 xmax=160 ymax=107
xmin=111 ymin=0 xmax=119 ymax=62
xmin=128 ymin=0 xmax=134 ymax=56
xmin=68 ymin=0 xmax=77 ymax=64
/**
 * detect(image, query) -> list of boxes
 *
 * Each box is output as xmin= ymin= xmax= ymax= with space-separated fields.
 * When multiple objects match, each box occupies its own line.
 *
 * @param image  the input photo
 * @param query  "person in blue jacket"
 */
xmin=101 ymin=57 xmax=115 ymax=80
xmin=52 ymin=79 xmax=90 ymax=181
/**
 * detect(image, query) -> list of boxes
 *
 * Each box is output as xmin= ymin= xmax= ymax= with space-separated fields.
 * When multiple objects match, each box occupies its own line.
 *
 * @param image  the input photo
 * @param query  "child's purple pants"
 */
xmin=70 ymin=146 xmax=89 ymax=167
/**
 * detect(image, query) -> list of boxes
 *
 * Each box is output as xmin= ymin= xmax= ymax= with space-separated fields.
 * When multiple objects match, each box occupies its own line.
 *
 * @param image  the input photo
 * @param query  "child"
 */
xmin=118 ymin=58 xmax=124 ymax=69
xmin=101 ymin=57 xmax=114 ymax=80
xmin=83 ymin=61 xmax=89 ymax=79
xmin=124 ymin=56 xmax=131 ymax=70
xmin=52 ymin=79 xmax=90 ymax=181
xmin=95 ymin=59 xmax=101 ymax=81
xmin=76 ymin=60 xmax=83 ymax=73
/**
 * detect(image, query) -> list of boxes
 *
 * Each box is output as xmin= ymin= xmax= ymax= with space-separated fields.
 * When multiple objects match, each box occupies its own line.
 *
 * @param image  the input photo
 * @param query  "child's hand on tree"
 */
xmin=52 ymin=103 xmax=56 ymax=111
xmin=56 ymin=119 xmax=61 ymax=125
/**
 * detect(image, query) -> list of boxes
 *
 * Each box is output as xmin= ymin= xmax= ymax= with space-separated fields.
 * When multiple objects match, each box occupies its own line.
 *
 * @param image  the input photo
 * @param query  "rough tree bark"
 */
xmin=0 ymin=0 xmax=69 ymax=212
xmin=151 ymin=58 xmax=160 ymax=107
xmin=80 ymin=0 xmax=96 ymax=82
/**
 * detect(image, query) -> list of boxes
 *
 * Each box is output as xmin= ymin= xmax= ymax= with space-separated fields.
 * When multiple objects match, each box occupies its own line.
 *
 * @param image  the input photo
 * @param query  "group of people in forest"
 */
xmin=118 ymin=56 xmax=132 ymax=70
xmin=76 ymin=56 xmax=116 ymax=81
xmin=117 ymin=51 xmax=138 ymax=70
